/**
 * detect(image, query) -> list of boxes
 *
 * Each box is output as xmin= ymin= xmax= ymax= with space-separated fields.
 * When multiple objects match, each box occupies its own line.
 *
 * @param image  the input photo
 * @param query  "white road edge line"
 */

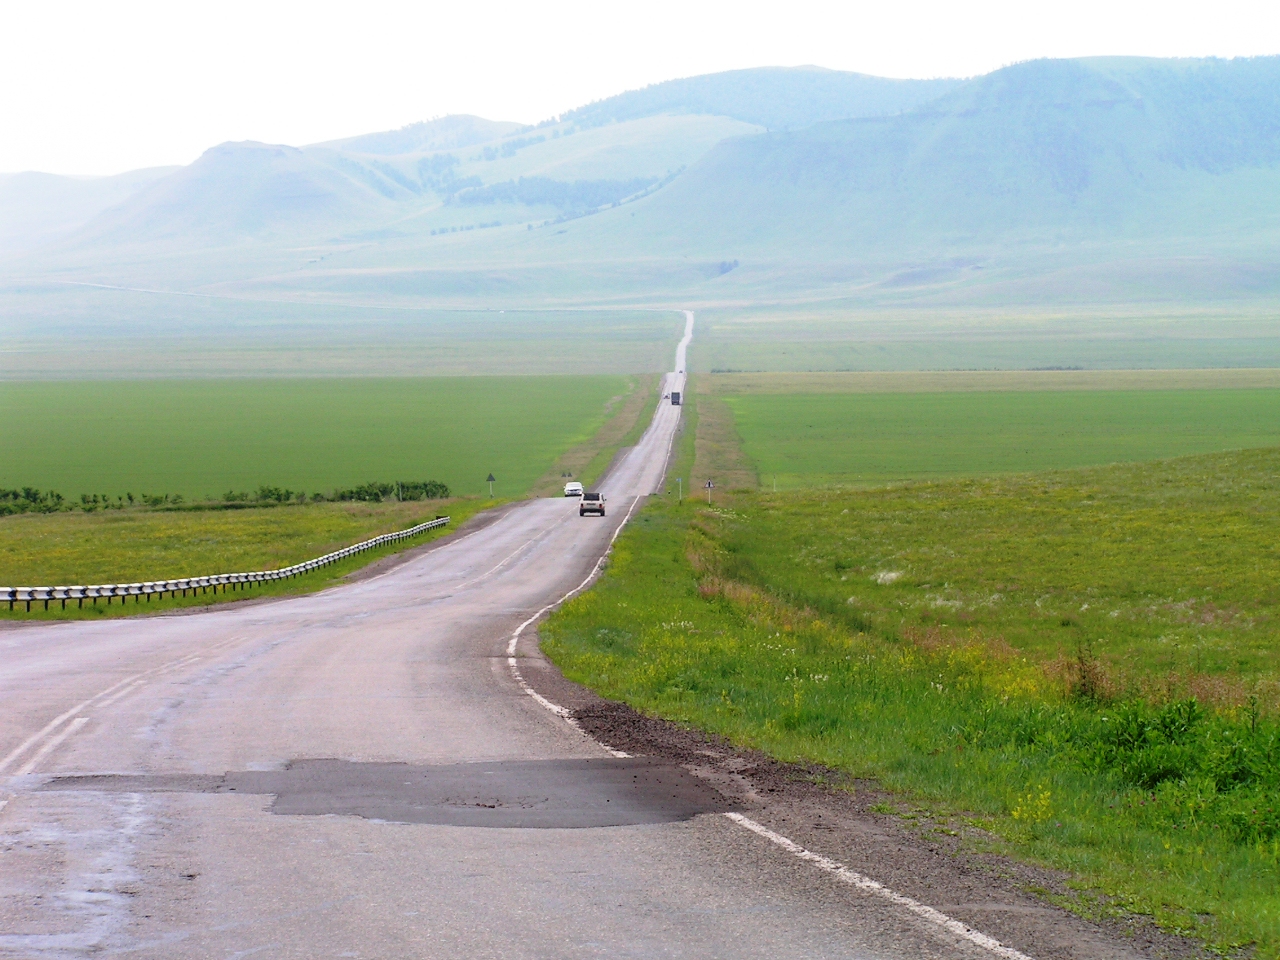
xmin=503 ymin=305 xmax=1035 ymax=960
xmin=725 ymin=814 xmax=1035 ymax=959
xmin=505 ymin=310 xmax=690 ymax=749
xmin=506 ymin=491 xmax=646 ymax=760
xmin=503 ymin=514 xmax=1037 ymax=960
xmin=15 ymin=717 xmax=90 ymax=777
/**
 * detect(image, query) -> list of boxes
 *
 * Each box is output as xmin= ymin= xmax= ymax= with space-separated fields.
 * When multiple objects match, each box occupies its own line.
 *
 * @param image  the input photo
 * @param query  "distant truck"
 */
xmin=579 ymin=492 xmax=606 ymax=517
xmin=671 ymin=391 xmax=681 ymax=406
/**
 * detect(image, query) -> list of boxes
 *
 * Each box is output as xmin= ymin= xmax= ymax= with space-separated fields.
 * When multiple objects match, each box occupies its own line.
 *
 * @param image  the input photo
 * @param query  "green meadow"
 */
xmin=0 ymin=498 xmax=488 ymax=618
xmin=719 ymin=384 xmax=1280 ymax=487
xmin=0 ymin=375 xmax=636 ymax=501
xmin=543 ymin=384 xmax=1280 ymax=955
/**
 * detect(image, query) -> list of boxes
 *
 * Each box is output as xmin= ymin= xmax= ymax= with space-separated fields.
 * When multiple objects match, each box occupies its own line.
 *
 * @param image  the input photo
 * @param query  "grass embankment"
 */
xmin=0 ymin=375 xmax=635 ymax=500
xmin=711 ymin=373 xmax=1280 ymax=488
xmin=544 ymin=389 xmax=1280 ymax=953
xmin=0 ymin=498 xmax=490 ymax=620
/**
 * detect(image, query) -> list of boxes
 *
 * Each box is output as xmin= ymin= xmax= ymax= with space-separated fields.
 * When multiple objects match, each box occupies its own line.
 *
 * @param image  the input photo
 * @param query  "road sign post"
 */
xmin=486 ymin=473 xmax=496 ymax=497
xmin=705 ymin=479 xmax=714 ymax=504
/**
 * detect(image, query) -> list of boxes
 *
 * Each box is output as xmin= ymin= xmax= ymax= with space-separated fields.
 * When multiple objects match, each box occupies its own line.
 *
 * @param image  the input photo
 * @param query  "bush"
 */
xmin=0 ymin=487 xmax=65 ymax=515
xmin=331 ymin=480 xmax=450 ymax=503
xmin=255 ymin=485 xmax=296 ymax=504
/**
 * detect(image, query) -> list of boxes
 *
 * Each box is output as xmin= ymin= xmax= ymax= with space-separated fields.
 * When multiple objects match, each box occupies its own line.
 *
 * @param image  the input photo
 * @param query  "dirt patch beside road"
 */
xmin=518 ymin=627 xmax=1209 ymax=960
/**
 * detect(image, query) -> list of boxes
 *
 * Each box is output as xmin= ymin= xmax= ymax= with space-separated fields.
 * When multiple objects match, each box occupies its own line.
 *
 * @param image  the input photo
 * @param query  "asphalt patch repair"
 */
xmin=40 ymin=757 xmax=736 ymax=828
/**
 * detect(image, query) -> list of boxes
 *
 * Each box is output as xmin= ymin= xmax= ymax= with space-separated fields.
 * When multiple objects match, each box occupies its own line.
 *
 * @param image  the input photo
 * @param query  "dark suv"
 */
xmin=579 ymin=492 xmax=606 ymax=517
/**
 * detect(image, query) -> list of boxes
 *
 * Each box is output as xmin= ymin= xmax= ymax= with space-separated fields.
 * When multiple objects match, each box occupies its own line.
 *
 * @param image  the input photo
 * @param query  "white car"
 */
xmin=563 ymin=481 xmax=583 ymax=497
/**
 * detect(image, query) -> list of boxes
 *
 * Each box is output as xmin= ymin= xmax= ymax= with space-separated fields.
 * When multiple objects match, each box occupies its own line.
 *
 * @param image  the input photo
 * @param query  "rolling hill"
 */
xmin=598 ymin=56 xmax=1280 ymax=256
xmin=562 ymin=65 xmax=961 ymax=130
xmin=0 ymin=166 xmax=178 ymax=253
xmin=7 ymin=65 xmax=978 ymax=261
xmin=67 ymin=141 xmax=401 ymax=245
xmin=313 ymin=114 xmax=523 ymax=156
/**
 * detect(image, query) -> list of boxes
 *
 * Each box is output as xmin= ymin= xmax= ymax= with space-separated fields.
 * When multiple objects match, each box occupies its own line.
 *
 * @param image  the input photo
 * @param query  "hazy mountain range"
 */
xmin=3 ymin=57 xmax=1279 ymax=308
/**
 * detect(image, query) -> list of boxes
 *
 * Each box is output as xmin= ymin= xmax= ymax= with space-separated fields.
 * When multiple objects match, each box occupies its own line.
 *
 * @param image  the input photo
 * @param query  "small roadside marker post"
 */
xmin=487 ymin=473 xmax=496 ymax=497
xmin=705 ymin=479 xmax=714 ymax=504
xmin=677 ymin=478 xmax=682 ymax=502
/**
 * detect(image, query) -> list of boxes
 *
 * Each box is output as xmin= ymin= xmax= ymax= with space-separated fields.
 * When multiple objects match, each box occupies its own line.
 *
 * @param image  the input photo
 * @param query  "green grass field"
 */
xmin=542 ymin=383 xmax=1280 ymax=955
xmin=0 ymin=497 xmax=489 ymax=619
xmin=0 ymin=375 xmax=635 ymax=500
xmin=544 ymin=448 xmax=1280 ymax=956
xmin=720 ymin=385 xmax=1280 ymax=487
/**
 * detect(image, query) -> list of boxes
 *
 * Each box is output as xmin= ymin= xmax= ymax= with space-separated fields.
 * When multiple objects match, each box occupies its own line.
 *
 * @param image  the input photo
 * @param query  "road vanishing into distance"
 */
xmin=0 ymin=311 xmax=1137 ymax=959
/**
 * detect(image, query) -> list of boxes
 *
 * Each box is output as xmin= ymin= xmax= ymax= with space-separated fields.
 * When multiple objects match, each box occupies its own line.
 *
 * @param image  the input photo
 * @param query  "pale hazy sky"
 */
xmin=3 ymin=0 xmax=1277 ymax=176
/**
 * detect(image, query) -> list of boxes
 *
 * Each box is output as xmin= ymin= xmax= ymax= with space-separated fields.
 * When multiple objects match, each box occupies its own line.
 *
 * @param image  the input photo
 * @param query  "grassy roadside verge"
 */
xmin=691 ymin=376 xmax=757 ymax=491
xmin=0 ymin=498 xmax=492 ymax=621
xmin=530 ymin=374 xmax=661 ymax=495
xmin=542 ymin=396 xmax=1280 ymax=956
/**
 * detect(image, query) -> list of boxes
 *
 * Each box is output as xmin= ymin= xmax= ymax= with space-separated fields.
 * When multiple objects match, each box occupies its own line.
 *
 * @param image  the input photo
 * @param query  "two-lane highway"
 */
xmin=1 ymin=309 xmax=1025 ymax=959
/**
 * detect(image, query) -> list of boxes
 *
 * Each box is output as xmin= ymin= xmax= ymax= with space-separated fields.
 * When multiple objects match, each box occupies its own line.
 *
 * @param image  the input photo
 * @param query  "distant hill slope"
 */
xmin=0 ymin=167 xmax=178 ymax=253
xmin=69 ymin=142 xmax=398 ymax=244
xmin=612 ymin=56 xmax=1280 ymax=255
xmin=313 ymin=115 xmax=523 ymax=156
xmin=563 ymin=66 xmax=961 ymax=130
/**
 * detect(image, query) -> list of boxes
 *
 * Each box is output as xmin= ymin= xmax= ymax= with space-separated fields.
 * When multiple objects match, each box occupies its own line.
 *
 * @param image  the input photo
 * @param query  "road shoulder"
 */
xmin=515 ymin=624 xmax=1209 ymax=960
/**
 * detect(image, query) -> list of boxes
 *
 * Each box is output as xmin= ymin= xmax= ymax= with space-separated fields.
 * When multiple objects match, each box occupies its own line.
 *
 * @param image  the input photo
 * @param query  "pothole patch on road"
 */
xmin=40 ymin=757 xmax=737 ymax=829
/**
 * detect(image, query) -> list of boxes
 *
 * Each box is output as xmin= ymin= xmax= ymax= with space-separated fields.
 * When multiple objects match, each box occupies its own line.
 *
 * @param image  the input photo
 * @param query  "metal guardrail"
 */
xmin=2 ymin=516 xmax=450 ymax=612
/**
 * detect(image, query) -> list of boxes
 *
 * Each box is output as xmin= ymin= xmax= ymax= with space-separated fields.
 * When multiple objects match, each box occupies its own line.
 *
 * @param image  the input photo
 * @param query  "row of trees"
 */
xmin=0 ymin=481 xmax=451 ymax=516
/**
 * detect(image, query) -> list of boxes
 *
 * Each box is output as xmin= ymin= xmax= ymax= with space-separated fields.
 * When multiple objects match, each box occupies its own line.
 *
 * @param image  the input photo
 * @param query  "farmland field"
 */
xmin=689 ymin=305 xmax=1280 ymax=374
xmin=709 ymin=373 xmax=1280 ymax=487
xmin=0 ymin=283 xmax=684 ymax=379
xmin=0 ymin=375 xmax=639 ymax=500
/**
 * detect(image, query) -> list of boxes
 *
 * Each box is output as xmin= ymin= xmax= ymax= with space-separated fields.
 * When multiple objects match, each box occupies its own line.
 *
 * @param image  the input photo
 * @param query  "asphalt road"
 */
xmin=1 ymin=310 xmax=1052 ymax=959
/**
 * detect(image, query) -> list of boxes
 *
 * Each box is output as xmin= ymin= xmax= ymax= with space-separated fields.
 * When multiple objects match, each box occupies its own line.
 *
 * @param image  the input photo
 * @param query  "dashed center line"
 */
xmin=0 ymin=675 xmax=143 ymax=775
xmin=0 ymin=649 xmax=216 ymax=782
xmin=16 ymin=717 xmax=89 ymax=776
